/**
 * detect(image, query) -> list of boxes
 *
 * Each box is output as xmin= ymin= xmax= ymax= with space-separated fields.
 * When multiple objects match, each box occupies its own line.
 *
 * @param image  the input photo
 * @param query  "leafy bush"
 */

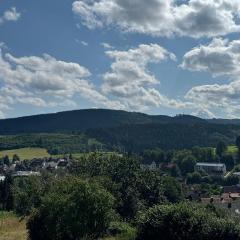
xmin=137 ymin=202 xmax=240 ymax=240
xmin=107 ymin=221 xmax=136 ymax=240
xmin=27 ymin=177 xmax=115 ymax=240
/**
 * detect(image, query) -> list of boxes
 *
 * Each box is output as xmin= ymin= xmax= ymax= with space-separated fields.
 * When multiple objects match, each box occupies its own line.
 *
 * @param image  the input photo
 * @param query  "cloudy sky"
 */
xmin=0 ymin=0 xmax=240 ymax=119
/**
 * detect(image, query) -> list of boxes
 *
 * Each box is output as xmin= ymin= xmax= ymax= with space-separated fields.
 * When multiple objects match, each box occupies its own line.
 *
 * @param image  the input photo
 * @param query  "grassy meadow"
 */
xmin=0 ymin=147 xmax=50 ymax=160
xmin=227 ymin=145 xmax=238 ymax=154
xmin=0 ymin=211 xmax=27 ymax=240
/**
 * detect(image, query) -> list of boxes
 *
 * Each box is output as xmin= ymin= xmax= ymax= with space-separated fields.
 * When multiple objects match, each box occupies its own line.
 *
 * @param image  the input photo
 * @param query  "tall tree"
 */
xmin=236 ymin=136 xmax=240 ymax=162
xmin=216 ymin=141 xmax=227 ymax=158
xmin=12 ymin=154 xmax=20 ymax=163
xmin=236 ymin=136 xmax=240 ymax=150
xmin=3 ymin=155 xmax=10 ymax=166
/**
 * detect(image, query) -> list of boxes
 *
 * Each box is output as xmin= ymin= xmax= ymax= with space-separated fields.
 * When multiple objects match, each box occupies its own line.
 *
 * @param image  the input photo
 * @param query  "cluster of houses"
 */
xmin=188 ymin=185 xmax=240 ymax=214
xmin=0 ymin=157 xmax=70 ymax=181
xmin=141 ymin=160 xmax=227 ymax=177
xmin=141 ymin=160 xmax=240 ymax=213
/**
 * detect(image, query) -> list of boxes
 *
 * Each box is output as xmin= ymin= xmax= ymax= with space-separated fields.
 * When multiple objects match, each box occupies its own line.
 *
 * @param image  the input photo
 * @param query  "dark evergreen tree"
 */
xmin=216 ymin=141 xmax=227 ymax=158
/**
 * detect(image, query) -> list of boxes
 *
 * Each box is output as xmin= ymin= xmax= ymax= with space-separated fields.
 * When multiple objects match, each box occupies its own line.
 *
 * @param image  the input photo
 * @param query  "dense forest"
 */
xmin=0 ymin=109 xmax=240 ymax=134
xmin=0 ymin=109 xmax=240 ymax=154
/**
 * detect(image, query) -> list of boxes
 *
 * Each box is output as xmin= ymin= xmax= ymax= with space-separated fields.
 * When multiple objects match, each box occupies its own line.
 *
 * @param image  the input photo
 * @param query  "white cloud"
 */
xmin=0 ymin=7 xmax=21 ymax=24
xmin=192 ymin=107 xmax=216 ymax=119
xmin=72 ymin=0 xmax=240 ymax=38
xmin=0 ymin=48 xmax=124 ymax=116
xmin=81 ymin=41 xmax=88 ymax=46
xmin=101 ymin=42 xmax=114 ymax=49
xmin=181 ymin=38 xmax=240 ymax=77
xmin=0 ymin=42 xmax=7 ymax=49
xmin=181 ymin=37 xmax=240 ymax=118
xmin=101 ymin=43 xmax=187 ymax=111
xmin=185 ymin=79 xmax=240 ymax=118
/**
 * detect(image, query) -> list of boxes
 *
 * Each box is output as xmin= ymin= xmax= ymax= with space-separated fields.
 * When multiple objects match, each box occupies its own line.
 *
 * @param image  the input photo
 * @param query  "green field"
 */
xmin=0 ymin=147 xmax=50 ymax=160
xmin=227 ymin=145 xmax=238 ymax=154
xmin=0 ymin=211 xmax=27 ymax=240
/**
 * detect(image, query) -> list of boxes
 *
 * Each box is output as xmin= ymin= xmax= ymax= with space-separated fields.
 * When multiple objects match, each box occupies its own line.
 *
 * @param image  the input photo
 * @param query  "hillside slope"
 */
xmin=0 ymin=109 xmax=239 ymax=151
xmin=0 ymin=109 xmax=206 ymax=134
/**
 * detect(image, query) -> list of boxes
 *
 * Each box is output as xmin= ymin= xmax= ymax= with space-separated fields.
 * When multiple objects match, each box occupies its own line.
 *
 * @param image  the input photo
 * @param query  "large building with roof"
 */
xmin=195 ymin=162 xmax=226 ymax=177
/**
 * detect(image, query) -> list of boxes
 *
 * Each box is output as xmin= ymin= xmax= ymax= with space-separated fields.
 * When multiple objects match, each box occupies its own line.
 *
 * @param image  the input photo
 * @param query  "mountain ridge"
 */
xmin=0 ymin=108 xmax=239 ymax=135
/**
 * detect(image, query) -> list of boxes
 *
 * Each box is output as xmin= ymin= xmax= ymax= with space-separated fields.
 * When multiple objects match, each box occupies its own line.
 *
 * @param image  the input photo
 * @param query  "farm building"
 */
xmin=195 ymin=162 xmax=226 ymax=177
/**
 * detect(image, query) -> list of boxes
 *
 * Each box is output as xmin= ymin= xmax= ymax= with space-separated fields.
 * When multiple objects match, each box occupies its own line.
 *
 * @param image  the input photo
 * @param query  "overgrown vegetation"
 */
xmin=1 ymin=146 xmax=240 ymax=239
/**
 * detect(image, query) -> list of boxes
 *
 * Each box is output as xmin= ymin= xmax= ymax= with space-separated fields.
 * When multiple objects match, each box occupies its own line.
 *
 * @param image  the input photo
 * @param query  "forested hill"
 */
xmin=0 ymin=108 xmax=239 ymax=135
xmin=0 ymin=109 xmax=240 ymax=151
xmin=0 ymin=109 xmax=208 ymax=134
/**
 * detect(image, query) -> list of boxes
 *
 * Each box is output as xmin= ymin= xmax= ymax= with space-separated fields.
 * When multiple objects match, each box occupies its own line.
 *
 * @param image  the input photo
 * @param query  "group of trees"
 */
xmin=0 ymin=154 xmax=185 ymax=239
xmin=27 ymin=178 xmax=115 ymax=240
xmin=1 ymin=151 xmax=240 ymax=239
xmin=87 ymin=122 xmax=240 ymax=152
xmin=0 ymin=133 xmax=103 ymax=155
xmin=137 ymin=202 xmax=240 ymax=240
xmin=0 ymin=154 xmax=20 ymax=167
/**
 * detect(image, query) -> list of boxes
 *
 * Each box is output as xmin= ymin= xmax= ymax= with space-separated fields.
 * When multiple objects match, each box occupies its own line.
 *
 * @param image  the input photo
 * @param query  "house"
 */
xmin=195 ymin=162 xmax=226 ymax=176
xmin=201 ymin=192 xmax=240 ymax=214
xmin=233 ymin=172 xmax=240 ymax=177
xmin=43 ymin=161 xmax=58 ymax=170
xmin=57 ymin=159 xmax=68 ymax=169
xmin=140 ymin=161 xmax=158 ymax=170
xmin=223 ymin=185 xmax=240 ymax=193
xmin=0 ymin=175 xmax=5 ymax=182
xmin=11 ymin=171 xmax=41 ymax=178
xmin=29 ymin=158 xmax=45 ymax=170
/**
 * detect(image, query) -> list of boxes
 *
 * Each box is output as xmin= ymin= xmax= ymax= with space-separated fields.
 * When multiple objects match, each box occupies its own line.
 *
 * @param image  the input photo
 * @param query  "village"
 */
xmin=0 ymin=155 xmax=70 ymax=181
xmin=141 ymin=159 xmax=240 ymax=214
xmin=1 ymin=151 xmax=240 ymax=214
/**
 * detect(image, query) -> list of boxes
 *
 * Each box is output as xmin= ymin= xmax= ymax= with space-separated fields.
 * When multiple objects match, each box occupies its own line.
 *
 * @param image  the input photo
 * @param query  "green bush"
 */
xmin=107 ymin=221 xmax=136 ymax=240
xmin=27 ymin=177 xmax=115 ymax=240
xmin=137 ymin=202 xmax=240 ymax=240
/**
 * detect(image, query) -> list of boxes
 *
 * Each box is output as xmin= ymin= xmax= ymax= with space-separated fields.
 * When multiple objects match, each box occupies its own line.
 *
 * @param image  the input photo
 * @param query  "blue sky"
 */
xmin=0 ymin=0 xmax=240 ymax=119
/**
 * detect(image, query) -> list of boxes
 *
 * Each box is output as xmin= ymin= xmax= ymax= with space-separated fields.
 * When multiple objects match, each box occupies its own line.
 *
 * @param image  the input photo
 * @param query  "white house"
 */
xmin=195 ymin=163 xmax=226 ymax=176
xmin=140 ymin=161 xmax=158 ymax=170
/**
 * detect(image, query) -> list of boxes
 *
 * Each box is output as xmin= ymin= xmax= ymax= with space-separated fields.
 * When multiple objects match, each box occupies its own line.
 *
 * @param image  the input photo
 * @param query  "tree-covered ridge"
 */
xmin=0 ymin=133 xmax=102 ymax=154
xmin=0 ymin=108 xmax=240 ymax=135
xmin=0 ymin=123 xmax=240 ymax=154
xmin=87 ymin=122 xmax=240 ymax=151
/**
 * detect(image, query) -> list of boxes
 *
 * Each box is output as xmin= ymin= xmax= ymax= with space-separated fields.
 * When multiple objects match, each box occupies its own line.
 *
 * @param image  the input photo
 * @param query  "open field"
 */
xmin=0 ymin=147 xmax=50 ymax=160
xmin=54 ymin=152 xmax=122 ymax=160
xmin=227 ymin=145 xmax=238 ymax=155
xmin=212 ymin=145 xmax=238 ymax=156
xmin=0 ymin=211 xmax=27 ymax=240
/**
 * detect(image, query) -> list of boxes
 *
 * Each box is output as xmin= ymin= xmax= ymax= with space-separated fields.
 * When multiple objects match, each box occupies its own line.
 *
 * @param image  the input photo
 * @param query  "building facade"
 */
xmin=195 ymin=163 xmax=226 ymax=176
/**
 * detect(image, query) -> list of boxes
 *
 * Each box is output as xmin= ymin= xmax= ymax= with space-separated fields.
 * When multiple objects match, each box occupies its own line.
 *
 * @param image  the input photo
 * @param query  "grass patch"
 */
xmin=53 ymin=152 xmax=122 ymax=160
xmin=0 ymin=147 xmax=50 ymax=160
xmin=227 ymin=145 xmax=238 ymax=155
xmin=0 ymin=211 xmax=27 ymax=240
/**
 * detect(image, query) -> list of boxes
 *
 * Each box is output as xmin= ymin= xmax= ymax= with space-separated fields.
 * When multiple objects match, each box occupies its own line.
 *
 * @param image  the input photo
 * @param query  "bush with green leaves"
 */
xmin=27 ymin=177 xmax=115 ymax=240
xmin=137 ymin=202 xmax=240 ymax=240
xmin=107 ymin=221 xmax=136 ymax=240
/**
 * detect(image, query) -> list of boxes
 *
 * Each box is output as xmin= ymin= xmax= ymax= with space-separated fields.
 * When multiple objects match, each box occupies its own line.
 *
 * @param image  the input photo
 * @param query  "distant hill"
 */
xmin=0 ymin=109 xmax=240 ymax=152
xmin=0 ymin=109 xmax=208 ymax=134
xmin=208 ymin=119 xmax=240 ymax=125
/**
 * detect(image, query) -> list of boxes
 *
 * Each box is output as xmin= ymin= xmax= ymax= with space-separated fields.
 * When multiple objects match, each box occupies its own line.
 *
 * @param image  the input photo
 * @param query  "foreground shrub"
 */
xmin=27 ymin=177 xmax=115 ymax=240
xmin=107 ymin=221 xmax=136 ymax=240
xmin=137 ymin=202 xmax=240 ymax=240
